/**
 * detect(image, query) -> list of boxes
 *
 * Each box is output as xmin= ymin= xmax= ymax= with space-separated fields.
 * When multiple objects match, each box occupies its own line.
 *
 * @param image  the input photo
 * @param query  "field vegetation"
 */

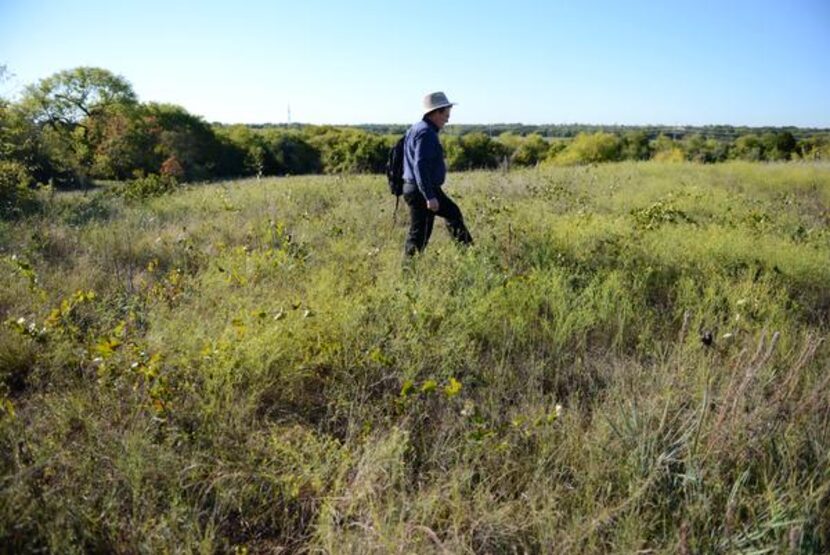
xmin=1 ymin=160 xmax=829 ymax=552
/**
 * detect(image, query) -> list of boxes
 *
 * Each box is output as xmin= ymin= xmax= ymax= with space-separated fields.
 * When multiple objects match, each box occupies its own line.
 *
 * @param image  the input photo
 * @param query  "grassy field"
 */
xmin=1 ymin=162 xmax=829 ymax=553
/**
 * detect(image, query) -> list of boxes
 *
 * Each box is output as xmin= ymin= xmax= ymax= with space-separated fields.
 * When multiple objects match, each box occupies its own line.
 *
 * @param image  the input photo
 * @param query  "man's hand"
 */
xmin=426 ymin=198 xmax=439 ymax=212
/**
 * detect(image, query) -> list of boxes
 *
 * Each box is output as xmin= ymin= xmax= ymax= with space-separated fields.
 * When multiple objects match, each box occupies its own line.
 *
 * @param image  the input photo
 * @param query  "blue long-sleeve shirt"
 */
xmin=402 ymin=118 xmax=446 ymax=200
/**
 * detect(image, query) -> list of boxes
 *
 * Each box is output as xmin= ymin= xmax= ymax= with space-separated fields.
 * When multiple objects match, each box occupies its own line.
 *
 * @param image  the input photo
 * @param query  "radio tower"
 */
xmin=287 ymin=104 xmax=292 ymax=125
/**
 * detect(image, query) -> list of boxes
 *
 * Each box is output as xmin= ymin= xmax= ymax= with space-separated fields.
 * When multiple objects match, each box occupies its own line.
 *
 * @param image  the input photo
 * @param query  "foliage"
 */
xmin=212 ymin=127 xmax=323 ymax=177
xmin=651 ymin=134 xmax=685 ymax=163
xmin=20 ymin=67 xmax=137 ymax=128
xmin=87 ymin=103 xmax=158 ymax=180
xmin=117 ymin=173 xmax=178 ymax=202
xmin=306 ymin=127 xmax=388 ymax=174
xmin=445 ymin=132 xmax=510 ymax=170
xmin=730 ymin=132 xmax=798 ymax=162
xmin=796 ymin=135 xmax=830 ymax=161
xmin=0 ymin=160 xmax=38 ymax=218
xmin=682 ymin=133 xmax=729 ymax=163
xmin=215 ymin=124 xmax=270 ymax=176
xmin=620 ymin=130 xmax=652 ymax=161
xmin=2 ymin=98 xmax=66 ymax=187
xmin=144 ymin=103 xmax=222 ymax=181
xmin=509 ymin=133 xmax=551 ymax=166
xmin=262 ymin=129 xmax=321 ymax=175
xmin=731 ymin=133 xmax=764 ymax=161
xmin=19 ymin=67 xmax=139 ymax=186
xmin=159 ymin=156 xmax=185 ymax=179
xmin=554 ymin=131 xmax=621 ymax=165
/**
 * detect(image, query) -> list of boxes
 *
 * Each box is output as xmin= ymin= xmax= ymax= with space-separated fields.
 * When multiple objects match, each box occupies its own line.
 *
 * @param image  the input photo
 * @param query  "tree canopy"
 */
xmin=22 ymin=67 xmax=138 ymax=129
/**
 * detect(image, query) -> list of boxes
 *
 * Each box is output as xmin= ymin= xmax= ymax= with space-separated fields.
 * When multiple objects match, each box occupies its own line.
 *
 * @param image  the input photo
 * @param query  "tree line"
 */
xmin=2 ymin=66 xmax=829 ymax=217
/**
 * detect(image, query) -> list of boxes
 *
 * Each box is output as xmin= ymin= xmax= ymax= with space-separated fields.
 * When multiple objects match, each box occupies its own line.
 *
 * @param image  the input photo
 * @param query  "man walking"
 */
xmin=402 ymin=91 xmax=473 ymax=256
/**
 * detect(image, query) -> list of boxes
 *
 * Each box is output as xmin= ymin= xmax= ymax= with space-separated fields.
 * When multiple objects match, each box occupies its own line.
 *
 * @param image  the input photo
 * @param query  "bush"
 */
xmin=445 ymin=133 xmax=510 ymax=171
xmin=510 ymin=134 xmax=551 ymax=167
xmin=308 ymin=128 xmax=387 ymax=174
xmin=553 ymin=132 xmax=621 ymax=165
xmin=159 ymin=155 xmax=185 ymax=179
xmin=682 ymin=134 xmax=729 ymax=163
xmin=146 ymin=103 xmax=223 ymax=181
xmin=795 ymin=136 xmax=830 ymax=160
xmin=263 ymin=130 xmax=322 ymax=175
xmin=0 ymin=160 xmax=38 ymax=218
xmin=651 ymin=134 xmax=685 ymax=163
xmin=620 ymin=131 xmax=652 ymax=161
xmin=731 ymin=134 xmax=763 ymax=161
xmin=118 ymin=173 xmax=178 ymax=201
xmin=652 ymin=147 xmax=685 ymax=162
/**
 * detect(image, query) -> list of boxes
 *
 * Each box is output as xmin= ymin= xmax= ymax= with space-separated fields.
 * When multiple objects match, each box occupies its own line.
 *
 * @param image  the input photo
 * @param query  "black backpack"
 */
xmin=386 ymin=135 xmax=405 ymax=197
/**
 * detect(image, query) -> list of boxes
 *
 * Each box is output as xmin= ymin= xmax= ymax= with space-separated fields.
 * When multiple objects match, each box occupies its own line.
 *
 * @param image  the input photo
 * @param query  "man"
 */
xmin=402 ymin=91 xmax=473 ymax=256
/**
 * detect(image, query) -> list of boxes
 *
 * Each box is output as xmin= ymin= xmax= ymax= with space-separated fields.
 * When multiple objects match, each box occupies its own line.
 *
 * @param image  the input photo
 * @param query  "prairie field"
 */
xmin=1 ymin=161 xmax=829 ymax=553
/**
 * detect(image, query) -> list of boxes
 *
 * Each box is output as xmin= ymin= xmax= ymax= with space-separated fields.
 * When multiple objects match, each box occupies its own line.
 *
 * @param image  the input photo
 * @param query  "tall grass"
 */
xmin=1 ymin=162 xmax=828 ymax=553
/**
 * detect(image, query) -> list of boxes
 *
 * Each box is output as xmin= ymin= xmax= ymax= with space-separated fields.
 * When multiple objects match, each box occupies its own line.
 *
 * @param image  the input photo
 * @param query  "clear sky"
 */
xmin=1 ymin=0 xmax=829 ymax=126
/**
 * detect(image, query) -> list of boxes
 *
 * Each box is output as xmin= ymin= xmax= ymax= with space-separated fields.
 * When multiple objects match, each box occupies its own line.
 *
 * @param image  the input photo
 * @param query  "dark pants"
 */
xmin=404 ymin=188 xmax=473 ymax=256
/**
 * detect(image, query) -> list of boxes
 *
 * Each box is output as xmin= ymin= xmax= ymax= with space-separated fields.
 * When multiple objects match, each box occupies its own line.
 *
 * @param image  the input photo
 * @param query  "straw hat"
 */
xmin=422 ymin=91 xmax=456 ymax=115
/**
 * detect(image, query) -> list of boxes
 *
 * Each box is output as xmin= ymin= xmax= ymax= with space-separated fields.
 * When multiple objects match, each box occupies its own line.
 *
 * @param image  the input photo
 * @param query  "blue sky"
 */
xmin=1 ymin=0 xmax=829 ymax=126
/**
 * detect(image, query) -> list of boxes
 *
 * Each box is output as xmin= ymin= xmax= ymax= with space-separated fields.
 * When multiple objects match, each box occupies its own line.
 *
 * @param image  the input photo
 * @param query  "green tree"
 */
xmin=22 ymin=67 xmax=137 ymax=128
xmin=218 ymin=125 xmax=274 ymax=176
xmin=0 ymin=66 xmax=39 ymax=216
xmin=731 ymin=134 xmax=763 ymax=161
xmin=307 ymin=128 xmax=386 ymax=174
xmin=496 ymin=132 xmax=523 ymax=152
xmin=20 ymin=67 xmax=139 ymax=185
xmin=1 ymin=98 xmax=39 ymax=174
xmin=145 ymin=103 xmax=222 ymax=180
xmin=445 ymin=133 xmax=509 ymax=171
xmin=261 ymin=129 xmax=321 ymax=175
xmin=87 ymin=103 xmax=157 ymax=179
xmin=761 ymin=131 xmax=796 ymax=161
xmin=554 ymin=132 xmax=621 ymax=165
xmin=682 ymin=134 xmax=728 ymax=163
xmin=795 ymin=135 xmax=830 ymax=160
xmin=620 ymin=131 xmax=652 ymax=161
xmin=510 ymin=134 xmax=551 ymax=167
xmin=650 ymin=134 xmax=684 ymax=162
xmin=0 ymin=160 xmax=37 ymax=218
xmin=213 ymin=132 xmax=247 ymax=177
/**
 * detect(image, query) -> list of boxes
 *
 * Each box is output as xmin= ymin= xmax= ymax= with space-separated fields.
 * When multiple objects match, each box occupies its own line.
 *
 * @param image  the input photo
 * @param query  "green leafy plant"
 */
xmin=119 ymin=173 xmax=178 ymax=201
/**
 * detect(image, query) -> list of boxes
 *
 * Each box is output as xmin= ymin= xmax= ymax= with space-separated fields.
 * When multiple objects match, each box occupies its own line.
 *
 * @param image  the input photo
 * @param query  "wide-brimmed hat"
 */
xmin=422 ymin=91 xmax=456 ymax=115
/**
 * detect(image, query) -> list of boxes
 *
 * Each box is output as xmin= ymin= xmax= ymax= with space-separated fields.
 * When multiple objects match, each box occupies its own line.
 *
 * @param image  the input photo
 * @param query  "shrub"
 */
xmin=553 ymin=132 xmax=621 ymax=165
xmin=308 ymin=128 xmax=387 ymax=174
xmin=510 ymin=134 xmax=551 ymax=167
xmin=159 ymin=155 xmax=185 ymax=179
xmin=620 ymin=130 xmax=652 ymax=161
xmin=731 ymin=134 xmax=763 ymax=161
xmin=445 ymin=132 xmax=510 ymax=171
xmin=145 ymin=103 xmax=223 ymax=180
xmin=795 ymin=135 xmax=830 ymax=160
xmin=0 ymin=160 xmax=38 ymax=218
xmin=119 ymin=173 xmax=178 ymax=201
xmin=263 ymin=130 xmax=322 ymax=175
xmin=652 ymin=147 xmax=685 ymax=162
xmin=651 ymin=134 xmax=685 ymax=163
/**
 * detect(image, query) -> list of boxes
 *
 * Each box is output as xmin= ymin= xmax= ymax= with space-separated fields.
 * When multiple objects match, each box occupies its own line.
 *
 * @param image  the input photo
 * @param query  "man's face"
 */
xmin=430 ymin=107 xmax=451 ymax=129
